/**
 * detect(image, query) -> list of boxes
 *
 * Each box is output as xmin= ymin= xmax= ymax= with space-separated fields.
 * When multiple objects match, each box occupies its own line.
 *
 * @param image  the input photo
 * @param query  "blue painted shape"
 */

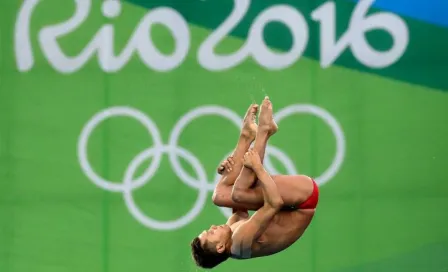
xmin=347 ymin=0 xmax=448 ymax=28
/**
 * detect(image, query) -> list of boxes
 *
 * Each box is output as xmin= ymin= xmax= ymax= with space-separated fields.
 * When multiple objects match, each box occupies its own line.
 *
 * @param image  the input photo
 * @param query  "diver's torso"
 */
xmin=231 ymin=209 xmax=315 ymax=259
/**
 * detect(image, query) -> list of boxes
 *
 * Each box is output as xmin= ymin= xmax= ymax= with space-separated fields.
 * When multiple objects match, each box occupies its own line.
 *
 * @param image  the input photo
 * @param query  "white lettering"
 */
xmin=124 ymin=7 xmax=190 ymax=72
xmin=312 ymin=0 xmax=409 ymax=68
xmin=38 ymin=0 xmax=93 ymax=73
xmin=248 ymin=5 xmax=308 ymax=70
xmin=15 ymin=0 xmax=40 ymax=71
xmin=15 ymin=0 xmax=409 ymax=73
xmin=17 ymin=0 xmax=189 ymax=73
xmin=198 ymin=1 xmax=308 ymax=70
xmin=197 ymin=0 xmax=250 ymax=71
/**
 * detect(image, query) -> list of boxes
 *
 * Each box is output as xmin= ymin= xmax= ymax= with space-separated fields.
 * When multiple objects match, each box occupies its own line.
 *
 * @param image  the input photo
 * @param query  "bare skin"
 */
xmin=212 ymin=101 xmax=314 ymax=210
xmin=197 ymin=97 xmax=317 ymax=260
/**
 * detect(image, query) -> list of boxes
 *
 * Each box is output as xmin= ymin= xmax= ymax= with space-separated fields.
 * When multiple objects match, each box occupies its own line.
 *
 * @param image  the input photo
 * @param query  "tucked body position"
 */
xmin=190 ymin=97 xmax=319 ymax=269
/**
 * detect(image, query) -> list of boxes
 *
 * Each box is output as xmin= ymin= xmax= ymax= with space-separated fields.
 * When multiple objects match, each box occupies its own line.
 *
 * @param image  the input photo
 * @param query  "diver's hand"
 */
xmin=243 ymin=149 xmax=262 ymax=170
xmin=217 ymin=156 xmax=235 ymax=174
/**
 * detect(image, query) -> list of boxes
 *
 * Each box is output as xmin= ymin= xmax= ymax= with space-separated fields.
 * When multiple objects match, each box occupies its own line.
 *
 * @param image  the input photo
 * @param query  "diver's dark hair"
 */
xmin=190 ymin=237 xmax=230 ymax=269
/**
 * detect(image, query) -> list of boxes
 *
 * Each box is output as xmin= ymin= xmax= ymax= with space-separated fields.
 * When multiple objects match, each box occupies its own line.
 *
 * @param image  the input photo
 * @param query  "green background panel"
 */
xmin=1 ymin=0 xmax=447 ymax=272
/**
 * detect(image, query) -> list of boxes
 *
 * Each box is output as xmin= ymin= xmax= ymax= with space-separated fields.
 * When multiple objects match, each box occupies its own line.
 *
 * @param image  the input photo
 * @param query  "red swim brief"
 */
xmin=297 ymin=179 xmax=319 ymax=209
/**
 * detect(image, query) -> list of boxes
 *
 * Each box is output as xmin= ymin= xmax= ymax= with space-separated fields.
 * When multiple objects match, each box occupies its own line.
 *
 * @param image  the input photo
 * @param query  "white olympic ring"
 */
xmin=77 ymin=104 xmax=345 ymax=231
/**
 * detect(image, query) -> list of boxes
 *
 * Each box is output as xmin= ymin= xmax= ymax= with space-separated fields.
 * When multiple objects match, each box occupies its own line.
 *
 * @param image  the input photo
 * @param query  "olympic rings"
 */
xmin=77 ymin=104 xmax=345 ymax=230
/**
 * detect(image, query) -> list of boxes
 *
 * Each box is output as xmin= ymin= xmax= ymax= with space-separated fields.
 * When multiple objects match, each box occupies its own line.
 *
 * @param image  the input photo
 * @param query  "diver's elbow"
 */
xmin=212 ymin=191 xmax=227 ymax=207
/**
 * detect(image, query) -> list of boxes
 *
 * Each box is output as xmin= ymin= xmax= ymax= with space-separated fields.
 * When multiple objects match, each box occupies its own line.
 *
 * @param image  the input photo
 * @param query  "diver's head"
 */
xmin=190 ymin=224 xmax=232 ymax=269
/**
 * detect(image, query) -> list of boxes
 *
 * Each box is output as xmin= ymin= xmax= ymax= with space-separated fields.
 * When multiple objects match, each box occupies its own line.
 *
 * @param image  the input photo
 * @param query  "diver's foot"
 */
xmin=258 ymin=96 xmax=278 ymax=136
xmin=241 ymin=103 xmax=258 ymax=140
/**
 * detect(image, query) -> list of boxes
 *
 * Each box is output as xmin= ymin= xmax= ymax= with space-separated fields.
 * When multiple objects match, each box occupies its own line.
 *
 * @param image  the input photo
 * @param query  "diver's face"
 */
xmin=198 ymin=225 xmax=232 ymax=253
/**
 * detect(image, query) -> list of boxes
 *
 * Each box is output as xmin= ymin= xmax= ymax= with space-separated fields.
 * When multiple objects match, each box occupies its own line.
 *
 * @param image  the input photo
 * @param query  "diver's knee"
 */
xmin=231 ymin=188 xmax=245 ymax=203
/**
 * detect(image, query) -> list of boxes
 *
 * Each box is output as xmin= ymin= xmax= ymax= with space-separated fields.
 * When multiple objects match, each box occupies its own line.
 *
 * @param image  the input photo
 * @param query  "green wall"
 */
xmin=1 ymin=0 xmax=447 ymax=271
